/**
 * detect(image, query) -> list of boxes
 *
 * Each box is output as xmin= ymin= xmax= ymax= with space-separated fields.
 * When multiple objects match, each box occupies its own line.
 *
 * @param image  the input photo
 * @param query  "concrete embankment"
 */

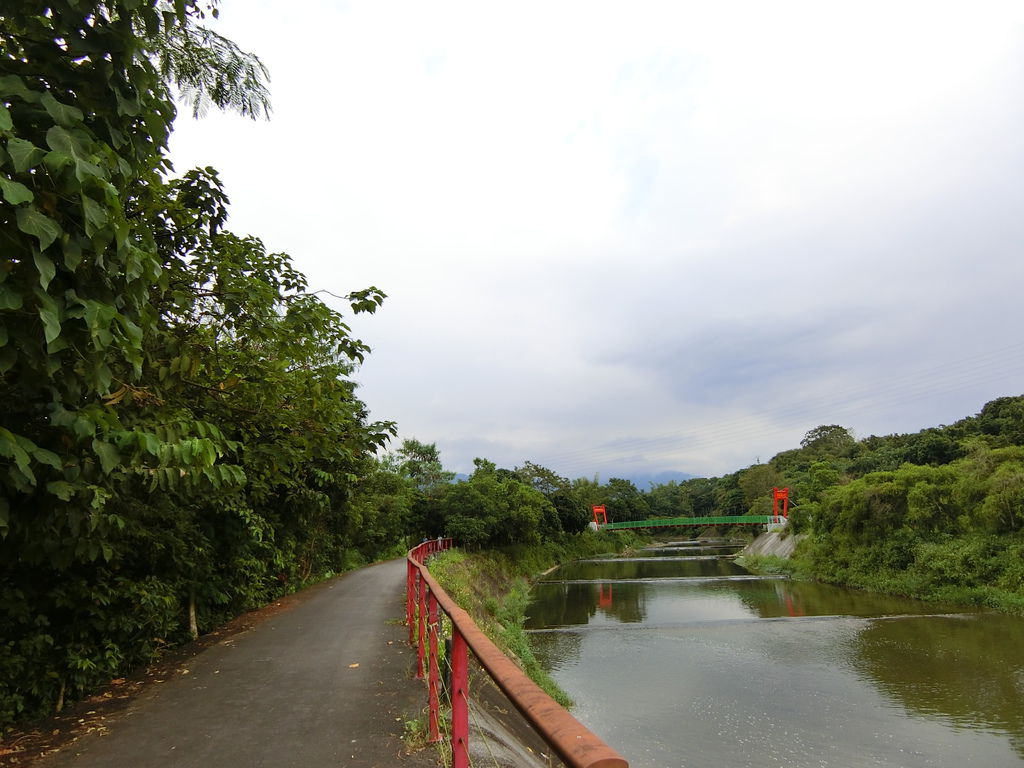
xmin=741 ymin=530 xmax=805 ymax=559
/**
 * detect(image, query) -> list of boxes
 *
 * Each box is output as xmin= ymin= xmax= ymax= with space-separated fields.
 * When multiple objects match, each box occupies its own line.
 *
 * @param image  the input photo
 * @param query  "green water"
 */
xmin=525 ymin=540 xmax=1024 ymax=767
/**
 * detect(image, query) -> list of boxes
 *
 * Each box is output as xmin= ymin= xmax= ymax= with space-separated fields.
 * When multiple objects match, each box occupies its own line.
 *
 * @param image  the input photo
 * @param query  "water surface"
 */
xmin=526 ymin=539 xmax=1024 ymax=767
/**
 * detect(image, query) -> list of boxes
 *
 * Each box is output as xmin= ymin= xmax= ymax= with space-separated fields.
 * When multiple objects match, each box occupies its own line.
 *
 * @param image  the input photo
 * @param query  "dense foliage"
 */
xmin=637 ymin=396 xmax=1024 ymax=611
xmin=396 ymin=447 xmax=602 ymax=548
xmin=0 ymin=1 xmax=412 ymax=729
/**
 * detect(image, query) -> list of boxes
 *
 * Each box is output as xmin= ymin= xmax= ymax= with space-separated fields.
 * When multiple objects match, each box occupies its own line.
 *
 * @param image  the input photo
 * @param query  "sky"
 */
xmin=169 ymin=0 xmax=1024 ymax=484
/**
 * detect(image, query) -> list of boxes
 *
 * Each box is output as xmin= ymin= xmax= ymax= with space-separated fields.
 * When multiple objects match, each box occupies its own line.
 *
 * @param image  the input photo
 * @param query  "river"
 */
xmin=524 ymin=538 xmax=1024 ymax=767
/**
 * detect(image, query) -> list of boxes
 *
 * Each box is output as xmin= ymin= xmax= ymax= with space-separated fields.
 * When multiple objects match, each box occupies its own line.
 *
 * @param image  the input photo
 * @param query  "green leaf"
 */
xmin=0 ymin=284 xmax=22 ymax=311
xmin=74 ymin=158 xmax=105 ymax=183
xmin=46 ymin=480 xmax=75 ymax=501
xmin=0 ymin=496 xmax=8 ymax=536
xmin=7 ymin=138 xmax=45 ymax=172
xmin=72 ymin=413 xmax=96 ymax=440
xmin=114 ymin=89 xmax=141 ymax=117
xmin=118 ymin=315 xmax=143 ymax=348
xmin=139 ymin=432 xmax=160 ymax=456
xmin=35 ymin=289 xmax=61 ymax=344
xmin=16 ymin=207 xmax=62 ymax=251
xmin=0 ymin=428 xmax=35 ymax=485
xmin=43 ymin=150 xmax=73 ymax=173
xmin=82 ymin=196 xmax=108 ymax=234
xmin=85 ymin=300 xmax=115 ymax=347
xmin=46 ymin=125 xmax=84 ymax=157
xmin=34 ymin=448 xmax=62 ymax=470
xmin=92 ymin=361 xmax=113 ymax=393
xmin=0 ymin=177 xmax=33 ymax=204
xmin=33 ymin=251 xmax=56 ymax=290
xmin=92 ymin=440 xmax=121 ymax=475
xmin=41 ymin=92 xmax=84 ymax=128
xmin=0 ymin=75 xmax=40 ymax=103
xmin=63 ymin=236 xmax=83 ymax=270
xmin=0 ymin=103 xmax=12 ymax=132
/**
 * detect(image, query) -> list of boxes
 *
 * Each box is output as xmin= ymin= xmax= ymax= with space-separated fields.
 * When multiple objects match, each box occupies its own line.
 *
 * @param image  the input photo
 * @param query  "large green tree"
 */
xmin=1 ymin=1 xmax=399 ymax=727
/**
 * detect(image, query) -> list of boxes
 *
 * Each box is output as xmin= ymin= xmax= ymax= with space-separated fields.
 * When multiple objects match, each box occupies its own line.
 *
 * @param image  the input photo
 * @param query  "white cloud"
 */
xmin=169 ymin=0 xmax=1024 ymax=479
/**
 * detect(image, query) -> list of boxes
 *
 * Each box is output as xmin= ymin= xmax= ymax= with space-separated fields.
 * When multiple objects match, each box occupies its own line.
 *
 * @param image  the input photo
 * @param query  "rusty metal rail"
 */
xmin=407 ymin=539 xmax=628 ymax=768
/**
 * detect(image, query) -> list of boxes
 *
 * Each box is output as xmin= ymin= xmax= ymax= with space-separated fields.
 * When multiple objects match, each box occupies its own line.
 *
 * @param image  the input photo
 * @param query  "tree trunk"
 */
xmin=188 ymin=588 xmax=199 ymax=640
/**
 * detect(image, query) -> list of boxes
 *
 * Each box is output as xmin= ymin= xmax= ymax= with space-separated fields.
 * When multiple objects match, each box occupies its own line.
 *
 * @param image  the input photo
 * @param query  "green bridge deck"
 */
xmin=600 ymin=515 xmax=778 ymax=530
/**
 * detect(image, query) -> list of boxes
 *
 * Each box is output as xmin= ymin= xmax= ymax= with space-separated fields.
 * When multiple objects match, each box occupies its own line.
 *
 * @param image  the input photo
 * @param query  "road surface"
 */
xmin=38 ymin=558 xmax=437 ymax=768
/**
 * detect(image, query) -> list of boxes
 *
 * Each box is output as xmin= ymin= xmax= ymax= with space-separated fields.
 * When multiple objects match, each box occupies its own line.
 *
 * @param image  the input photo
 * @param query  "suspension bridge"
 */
xmin=591 ymin=486 xmax=790 ymax=531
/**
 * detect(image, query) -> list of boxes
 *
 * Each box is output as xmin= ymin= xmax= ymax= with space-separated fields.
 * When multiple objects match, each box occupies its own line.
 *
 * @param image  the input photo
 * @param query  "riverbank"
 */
xmin=739 ymin=529 xmax=1024 ymax=614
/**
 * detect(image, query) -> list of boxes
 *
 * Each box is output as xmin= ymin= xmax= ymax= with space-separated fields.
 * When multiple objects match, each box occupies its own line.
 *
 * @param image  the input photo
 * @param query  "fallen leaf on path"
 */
xmin=348 ymin=663 xmax=360 ymax=668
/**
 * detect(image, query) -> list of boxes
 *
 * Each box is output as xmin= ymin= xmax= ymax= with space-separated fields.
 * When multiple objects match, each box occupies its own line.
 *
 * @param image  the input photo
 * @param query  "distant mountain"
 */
xmin=616 ymin=470 xmax=694 ymax=489
xmin=452 ymin=469 xmax=693 ymax=489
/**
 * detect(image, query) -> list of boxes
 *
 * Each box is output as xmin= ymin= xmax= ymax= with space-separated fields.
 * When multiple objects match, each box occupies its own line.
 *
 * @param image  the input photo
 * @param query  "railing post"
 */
xmin=451 ymin=626 xmax=469 ymax=768
xmin=427 ymin=591 xmax=441 ymax=742
xmin=406 ymin=561 xmax=416 ymax=645
xmin=416 ymin=575 xmax=427 ymax=679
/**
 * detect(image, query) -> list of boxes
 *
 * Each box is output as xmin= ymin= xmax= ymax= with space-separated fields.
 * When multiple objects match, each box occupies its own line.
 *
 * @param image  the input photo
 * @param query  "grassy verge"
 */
xmin=427 ymin=530 xmax=646 ymax=707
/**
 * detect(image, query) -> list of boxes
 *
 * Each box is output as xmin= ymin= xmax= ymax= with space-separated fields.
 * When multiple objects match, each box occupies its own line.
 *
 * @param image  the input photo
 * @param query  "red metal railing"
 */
xmin=407 ymin=539 xmax=629 ymax=768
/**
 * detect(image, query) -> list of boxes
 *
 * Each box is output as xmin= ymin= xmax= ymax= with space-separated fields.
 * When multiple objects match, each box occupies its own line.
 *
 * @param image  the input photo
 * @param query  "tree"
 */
xmin=516 ymin=461 xmax=589 ymax=533
xmin=394 ymin=438 xmax=455 ymax=493
xmin=904 ymin=430 xmax=962 ymax=466
xmin=434 ymin=459 xmax=561 ymax=547
xmin=0 ymin=1 xmax=395 ymax=726
xmin=800 ymin=425 xmax=856 ymax=456
xmin=646 ymin=481 xmax=692 ymax=518
xmin=0 ymin=1 xmax=278 ymax=559
xmin=603 ymin=478 xmax=650 ymax=522
xmin=738 ymin=464 xmax=781 ymax=513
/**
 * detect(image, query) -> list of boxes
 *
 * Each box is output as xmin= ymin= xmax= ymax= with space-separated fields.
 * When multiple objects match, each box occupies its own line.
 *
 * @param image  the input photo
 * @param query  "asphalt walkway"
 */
xmin=38 ymin=559 xmax=438 ymax=768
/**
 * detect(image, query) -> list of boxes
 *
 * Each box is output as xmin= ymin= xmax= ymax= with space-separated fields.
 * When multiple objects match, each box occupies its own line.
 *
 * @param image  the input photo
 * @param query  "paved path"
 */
xmin=39 ymin=559 xmax=437 ymax=768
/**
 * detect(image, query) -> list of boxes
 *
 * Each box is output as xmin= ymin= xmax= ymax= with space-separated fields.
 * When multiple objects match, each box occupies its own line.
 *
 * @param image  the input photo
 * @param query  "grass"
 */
xmin=734 ymin=553 xmax=806 ymax=577
xmin=402 ymin=713 xmax=430 ymax=750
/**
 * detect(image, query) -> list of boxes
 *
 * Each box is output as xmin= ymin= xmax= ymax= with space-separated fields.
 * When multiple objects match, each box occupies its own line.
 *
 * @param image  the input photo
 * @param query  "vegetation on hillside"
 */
xmin=635 ymin=397 xmax=1024 ymax=612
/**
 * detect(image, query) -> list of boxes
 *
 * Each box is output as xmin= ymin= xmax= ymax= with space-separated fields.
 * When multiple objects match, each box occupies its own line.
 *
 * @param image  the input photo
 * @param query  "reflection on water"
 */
xmin=543 ymin=556 xmax=749 ymax=583
xmin=853 ymin=614 xmax=1024 ymax=755
xmin=527 ymin=540 xmax=1024 ymax=767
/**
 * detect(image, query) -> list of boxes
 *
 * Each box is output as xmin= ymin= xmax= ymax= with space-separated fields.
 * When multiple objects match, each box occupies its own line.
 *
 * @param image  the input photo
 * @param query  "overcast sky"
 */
xmin=169 ymin=0 xmax=1024 ymax=482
